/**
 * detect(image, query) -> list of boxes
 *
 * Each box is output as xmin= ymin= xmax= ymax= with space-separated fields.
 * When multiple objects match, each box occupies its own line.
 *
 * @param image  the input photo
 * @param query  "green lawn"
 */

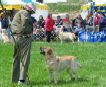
xmin=0 ymin=41 xmax=106 ymax=87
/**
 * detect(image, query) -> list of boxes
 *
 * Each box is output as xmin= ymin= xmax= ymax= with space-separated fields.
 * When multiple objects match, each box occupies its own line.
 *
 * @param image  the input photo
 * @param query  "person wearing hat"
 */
xmin=11 ymin=3 xmax=36 ymax=85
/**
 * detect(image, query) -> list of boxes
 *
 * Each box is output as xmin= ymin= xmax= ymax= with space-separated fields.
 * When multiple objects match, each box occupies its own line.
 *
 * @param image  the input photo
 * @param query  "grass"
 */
xmin=0 ymin=41 xmax=106 ymax=87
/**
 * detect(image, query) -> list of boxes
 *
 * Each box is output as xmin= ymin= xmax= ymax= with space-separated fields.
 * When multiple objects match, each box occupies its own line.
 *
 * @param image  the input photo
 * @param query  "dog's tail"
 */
xmin=71 ymin=58 xmax=81 ymax=71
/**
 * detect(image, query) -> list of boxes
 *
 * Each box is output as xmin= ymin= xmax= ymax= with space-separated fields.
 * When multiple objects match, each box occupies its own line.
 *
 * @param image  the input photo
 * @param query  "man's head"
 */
xmin=65 ymin=14 xmax=70 ymax=20
xmin=23 ymin=3 xmax=36 ymax=14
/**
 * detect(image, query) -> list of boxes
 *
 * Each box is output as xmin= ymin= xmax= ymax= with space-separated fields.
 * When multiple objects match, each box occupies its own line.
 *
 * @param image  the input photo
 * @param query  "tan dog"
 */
xmin=40 ymin=47 xmax=81 ymax=84
xmin=58 ymin=29 xmax=76 ymax=44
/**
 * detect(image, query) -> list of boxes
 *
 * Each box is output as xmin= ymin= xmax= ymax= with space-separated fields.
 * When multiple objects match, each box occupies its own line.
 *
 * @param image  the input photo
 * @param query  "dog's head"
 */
xmin=40 ymin=47 xmax=53 ymax=56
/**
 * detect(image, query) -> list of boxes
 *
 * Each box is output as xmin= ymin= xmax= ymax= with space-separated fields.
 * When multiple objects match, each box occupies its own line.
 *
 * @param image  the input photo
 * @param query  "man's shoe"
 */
xmin=18 ymin=81 xmax=27 ymax=85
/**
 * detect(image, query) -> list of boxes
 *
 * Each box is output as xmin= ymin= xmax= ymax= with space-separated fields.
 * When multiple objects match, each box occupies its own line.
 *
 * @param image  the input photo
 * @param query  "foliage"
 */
xmin=48 ymin=3 xmax=81 ymax=13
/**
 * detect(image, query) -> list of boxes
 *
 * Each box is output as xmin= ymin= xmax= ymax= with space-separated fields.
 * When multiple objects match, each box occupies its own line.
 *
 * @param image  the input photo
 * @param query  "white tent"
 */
xmin=93 ymin=0 xmax=106 ymax=4
xmin=31 ymin=1 xmax=48 ymax=20
xmin=43 ymin=0 xmax=67 ymax=3
xmin=0 ymin=0 xmax=25 ymax=10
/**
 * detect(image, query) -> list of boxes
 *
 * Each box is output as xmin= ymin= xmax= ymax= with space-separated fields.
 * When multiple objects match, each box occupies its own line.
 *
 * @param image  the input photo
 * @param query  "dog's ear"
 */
xmin=47 ymin=49 xmax=53 ymax=55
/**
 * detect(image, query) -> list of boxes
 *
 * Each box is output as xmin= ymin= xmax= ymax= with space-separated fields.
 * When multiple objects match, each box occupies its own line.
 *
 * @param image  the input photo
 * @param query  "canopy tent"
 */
xmin=0 ymin=0 xmax=48 ymax=10
xmin=81 ymin=0 xmax=106 ymax=12
xmin=31 ymin=2 xmax=48 ymax=20
xmin=81 ymin=0 xmax=106 ymax=19
xmin=28 ymin=1 xmax=48 ymax=20
xmin=0 ymin=0 xmax=48 ymax=20
xmin=0 ymin=0 xmax=24 ymax=10
xmin=93 ymin=0 xmax=106 ymax=5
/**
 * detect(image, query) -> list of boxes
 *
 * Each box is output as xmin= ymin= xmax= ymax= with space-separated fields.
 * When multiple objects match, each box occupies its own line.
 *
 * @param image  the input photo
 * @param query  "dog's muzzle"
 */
xmin=40 ymin=51 xmax=45 ymax=55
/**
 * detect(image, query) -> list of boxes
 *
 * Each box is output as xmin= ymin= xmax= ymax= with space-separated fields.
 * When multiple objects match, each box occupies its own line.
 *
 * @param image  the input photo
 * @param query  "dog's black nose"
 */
xmin=40 ymin=51 xmax=45 ymax=55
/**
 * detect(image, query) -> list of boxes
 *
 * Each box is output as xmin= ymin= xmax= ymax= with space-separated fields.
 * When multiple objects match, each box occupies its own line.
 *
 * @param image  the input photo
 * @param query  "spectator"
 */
xmin=75 ymin=14 xmax=84 ymax=28
xmin=45 ymin=14 xmax=54 ymax=42
xmin=94 ymin=12 xmax=100 ymax=26
xmin=99 ymin=13 xmax=106 ymax=31
xmin=0 ymin=13 xmax=8 ymax=30
xmin=74 ymin=23 xmax=85 ymax=36
xmin=86 ymin=13 xmax=93 ymax=26
xmin=55 ymin=15 xmax=63 ymax=26
xmin=0 ymin=13 xmax=9 ymax=43
xmin=62 ymin=14 xmax=72 ymax=32
xmin=31 ymin=16 xmax=37 ymax=25
xmin=37 ymin=15 xmax=45 ymax=29
xmin=31 ymin=16 xmax=37 ymax=30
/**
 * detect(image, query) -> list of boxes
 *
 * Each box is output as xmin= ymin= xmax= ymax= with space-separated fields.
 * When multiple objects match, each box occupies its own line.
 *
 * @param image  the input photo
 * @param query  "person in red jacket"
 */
xmin=45 ymin=14 xmax=54 ymax=42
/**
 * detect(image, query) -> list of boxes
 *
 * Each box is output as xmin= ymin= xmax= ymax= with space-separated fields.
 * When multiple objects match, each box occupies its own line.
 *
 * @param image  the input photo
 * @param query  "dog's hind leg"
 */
xmin=49 ymin=71 xmax=53 ymax=83
xmin=60 ymin=38 xmax=63 ymax=44
xmin=67 ymin=69 xmax=77 ymax=81
xmin=67 ymin=59 xmax=78 ymax=80
xmin=71 ymin=59 xmax=78 ymax=80
xmin=53 ymin=71 xmax=58 ymax=84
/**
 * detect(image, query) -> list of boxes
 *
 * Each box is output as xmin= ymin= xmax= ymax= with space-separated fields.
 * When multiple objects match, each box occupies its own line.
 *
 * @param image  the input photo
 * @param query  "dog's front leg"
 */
xmin=54 ymin=71 xmax=58 ymax=84
xmin=71 ymin=39 xmax=74 ymax=44
xmin=60 ymin=39 xmax=63 ymax=44
xmin=49 ymin=72 xmax=53 ymax=83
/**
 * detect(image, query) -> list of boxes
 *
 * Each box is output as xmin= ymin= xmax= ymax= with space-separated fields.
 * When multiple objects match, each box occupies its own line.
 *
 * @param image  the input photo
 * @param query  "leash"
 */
xmin=0 ymin=1 xmax=32 ymax=87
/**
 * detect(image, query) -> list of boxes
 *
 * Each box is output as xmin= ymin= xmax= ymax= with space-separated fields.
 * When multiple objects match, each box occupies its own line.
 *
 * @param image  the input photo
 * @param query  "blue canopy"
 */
xmin=22 ymin=0 xmax=32 ymax=3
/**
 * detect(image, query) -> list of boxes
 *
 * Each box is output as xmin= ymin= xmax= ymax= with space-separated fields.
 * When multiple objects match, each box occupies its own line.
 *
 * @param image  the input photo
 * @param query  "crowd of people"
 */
xmin=1 ymin=9 xmax=106 ymax=43
xmin=33 ymin=12 xmax=106 ymax=42
xmin=85 ymin=12 xmax=106 ymax=32
xmin=33 ymin=13 xmax=79 ymax=42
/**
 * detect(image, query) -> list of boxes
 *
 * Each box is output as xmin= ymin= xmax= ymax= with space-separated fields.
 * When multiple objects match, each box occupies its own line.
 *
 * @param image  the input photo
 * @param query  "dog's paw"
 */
xmin=54 ymin=81 xmax=57 ymax=84
xmin=71 ymin=77 xmax=77 ymax=81
xmin=49 ymin=80 xmax=52 ymax=83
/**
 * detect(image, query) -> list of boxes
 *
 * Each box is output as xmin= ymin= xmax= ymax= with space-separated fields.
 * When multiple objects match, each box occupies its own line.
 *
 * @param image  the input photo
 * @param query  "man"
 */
xmin=45 ymin=14 xmax=54 ymax=42
xmin=11 ymin=3 xmax=36 ymax=85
